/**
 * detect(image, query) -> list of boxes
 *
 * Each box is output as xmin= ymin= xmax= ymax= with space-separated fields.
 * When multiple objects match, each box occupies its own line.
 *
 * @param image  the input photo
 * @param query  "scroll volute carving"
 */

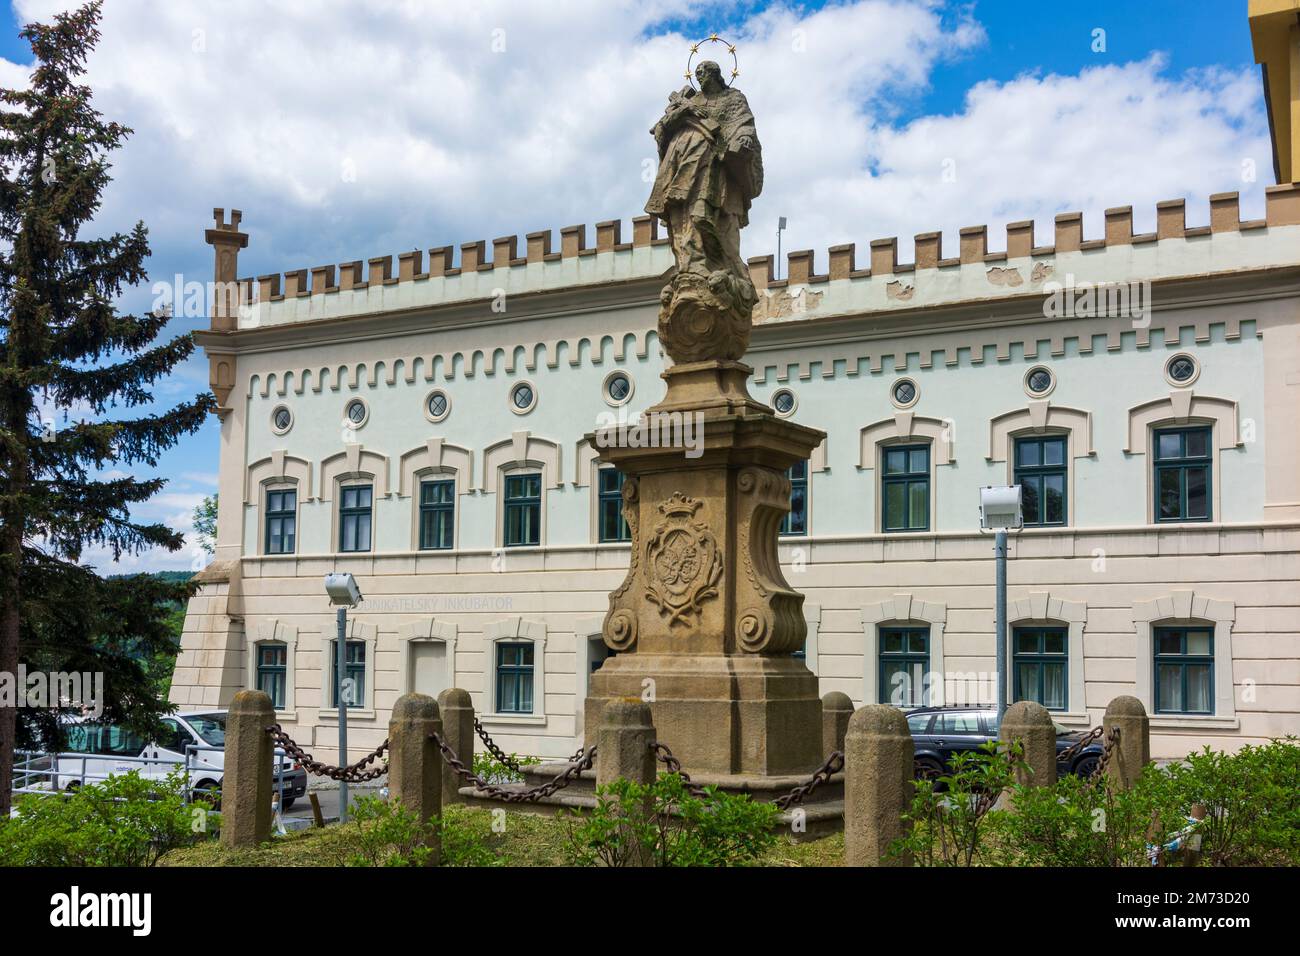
xmin=734 ymin=466 xmax=806 ymax=654
xmin=602 ymin=476 xmax=640 ymax=651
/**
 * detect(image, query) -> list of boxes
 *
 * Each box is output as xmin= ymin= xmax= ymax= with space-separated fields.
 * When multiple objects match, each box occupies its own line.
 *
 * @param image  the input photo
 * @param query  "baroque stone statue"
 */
xmin=645 ymin=60 xmax=763 ymax=363
xmin=584 ymin=50 xmax=826 ymax=776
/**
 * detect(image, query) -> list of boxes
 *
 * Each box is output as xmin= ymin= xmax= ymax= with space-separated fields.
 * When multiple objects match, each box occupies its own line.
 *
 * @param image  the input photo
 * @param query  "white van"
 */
xmin=54 ymin=710 xmax=307 ymax=808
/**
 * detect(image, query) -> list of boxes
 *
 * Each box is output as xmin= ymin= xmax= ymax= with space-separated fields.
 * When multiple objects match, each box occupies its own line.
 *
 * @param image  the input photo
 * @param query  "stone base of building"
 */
xmin=584 ymin=652 xmax=824 ymax=775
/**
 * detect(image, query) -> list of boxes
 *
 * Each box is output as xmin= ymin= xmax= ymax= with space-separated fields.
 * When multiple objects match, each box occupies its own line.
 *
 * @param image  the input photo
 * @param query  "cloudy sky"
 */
xmin=0 ymin=0 xmax=1271 ymax=573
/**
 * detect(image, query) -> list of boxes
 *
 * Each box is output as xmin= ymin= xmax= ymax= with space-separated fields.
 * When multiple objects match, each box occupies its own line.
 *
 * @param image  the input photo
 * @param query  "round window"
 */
xmin=606 ymin=373 xmax=630 ymax=403
xmin=1026 ymin=367 xmax=1054 ymax=396
xmin=1167 ymin=355 xmax=1197 ymax=384
xmin=426 ymin=390 xmax=450 ymax=422
xmin=892 ymin=379 xmax=917 ymax=407
xmin=511 ymin=382 xmax=535 ymax=413
xmin=772 ymin=388 xmax=796 ymax=415
xmin=346 ymin=399 xmax=367 ymax=424
xmin=271 ymin=406 xmax=293 ymax=433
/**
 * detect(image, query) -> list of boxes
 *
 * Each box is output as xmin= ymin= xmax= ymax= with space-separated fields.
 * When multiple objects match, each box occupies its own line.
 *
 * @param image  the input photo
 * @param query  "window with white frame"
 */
xmin=256 ymin=642 xmax=288 ymax=709
xmin=330 ymin=639 xmax=367 ymax=708
xmin=495 ymin=641 xmax=535 ymax=714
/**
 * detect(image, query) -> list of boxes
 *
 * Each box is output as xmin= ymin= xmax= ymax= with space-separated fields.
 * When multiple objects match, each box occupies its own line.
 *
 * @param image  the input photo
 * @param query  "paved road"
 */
xmin=280 ymin=783 xmax=383 ymax=830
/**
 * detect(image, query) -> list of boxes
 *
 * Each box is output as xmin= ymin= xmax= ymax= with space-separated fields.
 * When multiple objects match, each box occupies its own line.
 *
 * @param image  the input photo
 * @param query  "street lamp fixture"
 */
xmin=324 ymin=572 xmax=362 ymax=607
xmin=978 ymin=486 xmax=1023 ymax=720
xmin=323 ymin=572 xmax=362 ymax=820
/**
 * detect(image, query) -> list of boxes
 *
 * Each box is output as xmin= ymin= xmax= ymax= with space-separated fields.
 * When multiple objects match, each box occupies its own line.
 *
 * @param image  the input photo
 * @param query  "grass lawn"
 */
xmin=161 ymin=804 xmax=845 ymax=867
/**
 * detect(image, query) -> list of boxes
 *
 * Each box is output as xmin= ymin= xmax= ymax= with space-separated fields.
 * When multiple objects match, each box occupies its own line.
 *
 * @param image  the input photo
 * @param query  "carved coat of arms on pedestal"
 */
xmin=644 ymin=493 xmax=722 ymax=627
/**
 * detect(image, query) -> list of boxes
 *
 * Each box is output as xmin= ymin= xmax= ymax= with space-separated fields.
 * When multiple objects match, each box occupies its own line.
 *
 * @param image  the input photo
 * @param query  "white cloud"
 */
xmin=4 ymin=0 xmax=1270 ymax=572
xmin=10 ymin=0 xmax=1264 ymax=273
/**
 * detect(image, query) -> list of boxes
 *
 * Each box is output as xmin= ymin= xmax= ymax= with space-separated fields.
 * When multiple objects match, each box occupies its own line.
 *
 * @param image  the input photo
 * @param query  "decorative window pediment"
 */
xmin=987 ymin=401 xmax=1094 ymax=462
xmin=246 ymin=450 xmax=313 ymax=502
xmin=398 ymin=438 xmax=474 ymax=497
xmin=320 ymin=444 xmax=390 ymax=500
xmin=1125 ymin=391 xmax=1240 ymax=455
xmin=482 ymin=431 xmax=562 ymax=494
xmin=858 ymin=414 xmax=954 ymax=469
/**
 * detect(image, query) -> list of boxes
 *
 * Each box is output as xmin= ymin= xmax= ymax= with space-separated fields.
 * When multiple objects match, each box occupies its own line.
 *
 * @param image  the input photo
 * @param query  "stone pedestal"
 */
xmin=585 ymin=360 xmax=826 ymax=776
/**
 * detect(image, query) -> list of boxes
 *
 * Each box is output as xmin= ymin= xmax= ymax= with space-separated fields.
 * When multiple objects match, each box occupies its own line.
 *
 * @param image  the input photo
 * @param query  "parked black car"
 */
xmin=903 ymin=705 xmax=1104 ymax=779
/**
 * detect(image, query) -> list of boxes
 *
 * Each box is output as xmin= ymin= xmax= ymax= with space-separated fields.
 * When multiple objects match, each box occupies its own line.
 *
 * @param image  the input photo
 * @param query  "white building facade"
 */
xmin=171 ymin=185 xmax=1300 ymax=762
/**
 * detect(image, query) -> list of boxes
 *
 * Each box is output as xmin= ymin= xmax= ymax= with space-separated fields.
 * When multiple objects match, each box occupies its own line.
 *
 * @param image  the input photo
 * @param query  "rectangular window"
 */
xmin=597 ymin=468 xmax=630 ymax=543
xmin=881 ymin=444 xmax=929 ymax=532
xmin=495 ymin=642 xmax=534 ymax=714
xmin=780 ymin=459 xmax=809 ymax=536
xmin=330 ymin=640 xmax=366 ymax=708
xmin=1154 ymin=626 xmax=1214 ymax=714
xmin=338 ymin=485 xmax=373 ymax=553
xmin=256 ymin=643 xmax=287 ymax=710
xmin=1014 ymin=436 xmax=1067 ymax=527
xmin=504 ymin=473 xmax=542 ymax=547
xmin=265 ymin=489 xmax=297 ymax=554
xmin=418 ymin=479 xmax=455 ymax=550
xmin=1012 ymin=626 xmax=1068 ymax=711
xmin=1154 ymin=427 xmax=1211 ymax=522
xmin=879 ymin=626 xmax=929 ymax=706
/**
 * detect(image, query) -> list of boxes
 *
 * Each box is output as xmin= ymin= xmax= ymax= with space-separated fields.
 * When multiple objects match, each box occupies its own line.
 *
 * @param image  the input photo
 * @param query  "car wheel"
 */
xmin=193 ymin=780 xmax=222 ymax=810
xmin=1073 ymin=755 xmax=1100 ymax=779
xmin=913 ymin=757 xmax=943 ymax=781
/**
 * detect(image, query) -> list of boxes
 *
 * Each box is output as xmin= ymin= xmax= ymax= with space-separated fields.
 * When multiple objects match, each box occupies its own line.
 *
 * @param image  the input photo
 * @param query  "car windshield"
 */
xmin=187 ymin=714 xmax=226 ymax=746
xmin=1054 ymin=722 xmax=1071 ymax=735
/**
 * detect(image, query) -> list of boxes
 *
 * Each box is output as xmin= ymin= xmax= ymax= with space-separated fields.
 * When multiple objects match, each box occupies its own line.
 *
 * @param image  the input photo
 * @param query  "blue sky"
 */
xmin=0 ymin=0 xmax=1270 ymax=573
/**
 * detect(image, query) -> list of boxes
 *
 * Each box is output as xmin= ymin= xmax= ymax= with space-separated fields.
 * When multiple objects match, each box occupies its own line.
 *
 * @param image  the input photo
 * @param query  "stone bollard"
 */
xmin=596 ymin=698 xmax=659 ymax=867
xmin=387 ymin=692 xmax=443 ymax=866
xmin=821 ymin=691 xmax=854 ymax=758
xmin=436 ymin=688 xmax=475 ymax=806
xmin=220 ymin=690 xmax=275 ymax=849
xmin=1103 ymin=695 xmax=1151 ymax=791
xmin=595 ymin=697 xmax=657 ymax=789
xmin=1000 ymin=700 xmax=1057 ymax=793
xmin=844 ymin=704 xmax=914 ymax=867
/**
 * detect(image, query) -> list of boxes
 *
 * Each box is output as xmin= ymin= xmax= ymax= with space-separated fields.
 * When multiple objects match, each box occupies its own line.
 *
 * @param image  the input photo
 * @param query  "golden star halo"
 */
xmin=684 ymin=34 xmax=741 ymax=90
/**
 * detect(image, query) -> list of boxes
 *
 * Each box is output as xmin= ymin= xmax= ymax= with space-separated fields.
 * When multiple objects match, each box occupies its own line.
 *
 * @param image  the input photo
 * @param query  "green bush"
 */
xmin=989 ymin=765 xmax=1171 ymax=867
xmin=563 ymin=773 xmax=780 ymax=867
xmin=892 ymin=741 xmax=1018 ymax=866
xmin=986 ymin=736 xmax=1300 ymax=867
xmin=1150 ymin=738 xmax=1300 ymax=866
xmin=332 ymin=795 xmax=499 ymax=867
xmin=0 ymin=769 xmax=204 ymax=866
xmin=471 ymin=750 xmax=539 ymax=785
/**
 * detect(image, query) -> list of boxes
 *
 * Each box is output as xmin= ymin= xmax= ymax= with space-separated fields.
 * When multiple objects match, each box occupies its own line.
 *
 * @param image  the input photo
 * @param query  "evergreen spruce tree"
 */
xmin=0 ymin=2 xmax=214 ymax=811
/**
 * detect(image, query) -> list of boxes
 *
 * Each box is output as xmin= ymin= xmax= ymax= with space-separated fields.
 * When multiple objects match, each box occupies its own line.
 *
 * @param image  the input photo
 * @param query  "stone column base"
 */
xmin=585 ymin=652 xmax=823 ymax=776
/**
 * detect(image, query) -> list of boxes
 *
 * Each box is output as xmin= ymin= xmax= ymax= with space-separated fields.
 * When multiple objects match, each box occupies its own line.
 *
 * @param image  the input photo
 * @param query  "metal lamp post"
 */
xmin=978 ymin=486 xmax=1023 ymax=720
xmin=324 ymin=572 xmax=362 ymax=822
xmin=775 ymin=216 xmax=787 ymax=280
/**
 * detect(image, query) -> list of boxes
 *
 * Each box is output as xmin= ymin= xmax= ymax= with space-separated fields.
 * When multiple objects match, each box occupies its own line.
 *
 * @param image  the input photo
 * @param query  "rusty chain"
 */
xmin=431 ymin=731 xmax=596 ymax=803
xmin=474 ymin=717 xmax=528 ymax=774
xmin=649 ymin=742 xmax=712 ymax=799
xmin=1056 ymin=725 xmax=1105 ymax=766
xmin=1053 ymin=724 xmax=1121 ymax=784
xmin=773 ymin=750 xmax=844 ymax=811
xmin=266 ymin=725 xmax=390 ymax=783
xmin=1093 ymin=725 xmax=1120 ymax=782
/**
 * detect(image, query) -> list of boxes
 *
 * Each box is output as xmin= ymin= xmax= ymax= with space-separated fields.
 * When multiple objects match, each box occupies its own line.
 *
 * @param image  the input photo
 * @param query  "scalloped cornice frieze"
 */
xmin=246 ymin=330 xmax=655 ymax=399
xmin=751 ymin=312 xmax=1247 ymax=385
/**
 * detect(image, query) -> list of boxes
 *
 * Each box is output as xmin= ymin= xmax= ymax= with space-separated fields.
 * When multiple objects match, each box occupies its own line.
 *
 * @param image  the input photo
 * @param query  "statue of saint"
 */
xmin=645 ymin=60 xmax=764 ymax=363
